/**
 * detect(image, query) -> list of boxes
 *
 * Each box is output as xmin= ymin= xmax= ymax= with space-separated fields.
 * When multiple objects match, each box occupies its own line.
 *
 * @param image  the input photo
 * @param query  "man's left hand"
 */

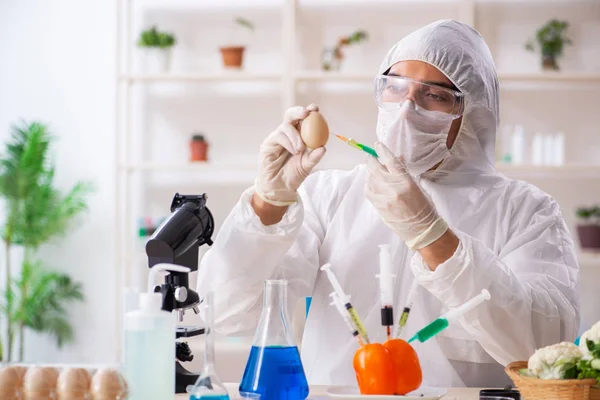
xmin=365 ymin=141 xmax=450 ymax=252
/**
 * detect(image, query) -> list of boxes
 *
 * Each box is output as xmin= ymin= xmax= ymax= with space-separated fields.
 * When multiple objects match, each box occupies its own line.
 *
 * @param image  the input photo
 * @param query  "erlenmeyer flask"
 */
xmin=239 ymin=280 xmax=309 ymax=400
xmin=188 ymin=292 xmax=230 ymax=400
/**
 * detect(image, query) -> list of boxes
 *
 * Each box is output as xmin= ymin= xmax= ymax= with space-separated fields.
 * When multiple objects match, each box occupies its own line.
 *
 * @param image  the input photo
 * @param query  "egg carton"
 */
xmin=0 ymin=364 xmax=128 ymax=400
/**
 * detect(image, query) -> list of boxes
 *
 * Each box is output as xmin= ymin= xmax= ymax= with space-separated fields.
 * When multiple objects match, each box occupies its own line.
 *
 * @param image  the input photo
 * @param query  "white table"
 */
xmin=175 ymin=384 xmax=484 ymax=399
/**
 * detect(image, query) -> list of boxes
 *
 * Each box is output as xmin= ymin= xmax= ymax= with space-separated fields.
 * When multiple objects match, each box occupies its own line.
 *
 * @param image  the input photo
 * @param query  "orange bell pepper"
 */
xmin=353 ymin=339 xmax=422 ymax=396
xmin=353 ymin=343 xmax=396 ymax=395
xmin=384 ymin=338 xmax=423 ymax=395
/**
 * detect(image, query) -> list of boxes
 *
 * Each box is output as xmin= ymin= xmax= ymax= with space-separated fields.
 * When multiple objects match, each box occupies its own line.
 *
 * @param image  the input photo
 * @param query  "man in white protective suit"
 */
xmin=196 ymin=19 xmax=580 ymax=388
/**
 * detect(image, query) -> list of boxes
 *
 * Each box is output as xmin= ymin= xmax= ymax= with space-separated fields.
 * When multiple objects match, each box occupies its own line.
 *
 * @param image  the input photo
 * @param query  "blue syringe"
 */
xmin=408 ymin=289 xmax=491 ymax=344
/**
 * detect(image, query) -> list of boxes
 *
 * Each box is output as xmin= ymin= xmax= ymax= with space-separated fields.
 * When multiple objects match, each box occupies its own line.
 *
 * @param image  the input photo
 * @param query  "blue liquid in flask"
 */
xmin=239 ymin=345 xmax=309 ymax=400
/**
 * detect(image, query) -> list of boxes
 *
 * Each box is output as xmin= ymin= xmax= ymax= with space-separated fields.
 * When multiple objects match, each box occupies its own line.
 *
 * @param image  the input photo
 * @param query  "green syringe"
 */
xmin=335 ymin=134 xmax=379 ymax=158
xmin=408 ymin=289 xmax=491 ymax=344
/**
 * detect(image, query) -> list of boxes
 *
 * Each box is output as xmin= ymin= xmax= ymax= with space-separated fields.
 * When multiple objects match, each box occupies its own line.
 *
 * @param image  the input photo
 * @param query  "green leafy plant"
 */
xmin=0 ymin=121 xmax=92 ymax=362
xmin=234 ymin=17 xmax=255 ymax=32
xmin=137 ymin=26 xmax=176 ymax=49
xmin=525 ymin=19 xmax=572 ymax=70
xmin=576 ymin=206 xmax=600 ymax=222
xmin=577 ymin=340 xmax=600 ymax=385
xmin=322 ymin=30 xmax=369 ymax=71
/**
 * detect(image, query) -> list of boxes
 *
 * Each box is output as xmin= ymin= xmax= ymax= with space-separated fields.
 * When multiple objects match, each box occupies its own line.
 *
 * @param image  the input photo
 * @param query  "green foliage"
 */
xmin=137 ymin=26 xmax=176 ymax=49
xmin=576 ymin=206 xmax=600 ymax=221
xmin=0 ymin=121 xmax=92 ymax=362
xmin=12 ymin=260 xmax=84 ymax=354
xmin=347 ymin=30 xmax=369 ymax=45
xmin=574 ymin=340 xmax=600 ymax=385
xmin=525 ymin=19 xmax=572 ymax=58
xmin=234 ymin=17 xmax=255 ymax=32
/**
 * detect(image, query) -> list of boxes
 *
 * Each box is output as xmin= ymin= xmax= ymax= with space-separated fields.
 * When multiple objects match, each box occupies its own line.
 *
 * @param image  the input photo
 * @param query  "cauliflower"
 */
xmin=578 ymin=321 xmax=600 ymax=384
xmin=526 ymin=342 xmax=583 ymax=380
xmin=579 ymin=321 xmax=600 ymax=359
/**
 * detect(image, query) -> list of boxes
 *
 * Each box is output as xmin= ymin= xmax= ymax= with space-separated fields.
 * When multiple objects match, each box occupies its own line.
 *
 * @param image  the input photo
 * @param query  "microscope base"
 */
xmin=176 ymin=361 xmax=199 ymax=393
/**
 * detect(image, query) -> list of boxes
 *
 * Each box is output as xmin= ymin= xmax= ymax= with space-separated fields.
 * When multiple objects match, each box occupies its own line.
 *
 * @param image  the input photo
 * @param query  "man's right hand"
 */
xmin=252 ymin=104 xmax=326 ymax=225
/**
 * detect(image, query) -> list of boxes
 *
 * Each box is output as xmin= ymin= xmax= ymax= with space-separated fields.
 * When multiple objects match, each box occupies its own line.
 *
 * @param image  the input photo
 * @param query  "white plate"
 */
xmin=326 ymin=385 xmax=447 ymax=399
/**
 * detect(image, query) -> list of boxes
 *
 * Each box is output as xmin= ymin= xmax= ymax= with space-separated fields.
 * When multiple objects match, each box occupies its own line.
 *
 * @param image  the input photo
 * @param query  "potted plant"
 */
xmin=525 ymin=19 xmax=572 ymax=71
xmin=576 ymin=206 xmax=600 ymax=251
xmin=137 ymin=25 xmax=177 ymax=74
xmin=321 ymin=30 xmax=369 ymax=72
xmin=219 ymin=17 xmax=254 ymax=69
xmin=0 ymin=121 xmax=92 ymax=362
xmin=190 ymin=134 xmax=209 ymax=162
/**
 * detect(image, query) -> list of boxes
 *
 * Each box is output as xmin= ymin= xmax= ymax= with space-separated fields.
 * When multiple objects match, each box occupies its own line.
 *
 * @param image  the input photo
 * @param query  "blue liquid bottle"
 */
xmin=239 ymin=280 xmax=309 ymax=400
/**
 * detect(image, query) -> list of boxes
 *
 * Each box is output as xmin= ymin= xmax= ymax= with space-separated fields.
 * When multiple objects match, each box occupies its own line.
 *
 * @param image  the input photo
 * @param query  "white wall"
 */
xmin=0 ymin=1 xmax=117 ymax=364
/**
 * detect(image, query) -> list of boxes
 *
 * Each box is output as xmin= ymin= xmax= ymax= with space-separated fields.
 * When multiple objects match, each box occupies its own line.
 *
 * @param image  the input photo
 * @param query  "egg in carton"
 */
xmin=23 ymin=366 xmax=60 ymax=399
xmin=57 ymin=367 xmax=92 ymax=400
xmin=0 ymin=365 xmax=26 ymax=400
xmin=90 ymin=368 xmax=128 ymax=400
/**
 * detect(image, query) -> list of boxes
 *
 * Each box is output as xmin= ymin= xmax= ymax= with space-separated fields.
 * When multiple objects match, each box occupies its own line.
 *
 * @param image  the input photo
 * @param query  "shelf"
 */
xmin=121 ymin=72 xmax=282 ymax=83
xmin=295 ymin=71 xmax=374 ymax=82
xmin=134 ymin=0 xmax=282 ymax=10
xmin=578 ymin=252 xmax=600 ymax=267
xmin=294 ymin=71 xmax=600 ymax=85
xmin=120 ymin=71 xmax=600 ymax=85
xmin=496 ymin=164 xmax=600 ymax=179
xmin=476 ymin=0 xmax=595 ymax=4
xmin=123 ymin=162 xmax=257 ymax=184
xmin=497 ymin=72 xmax=600 ymax=83
xmin=121 ymin=158 xmax=360 ymax=183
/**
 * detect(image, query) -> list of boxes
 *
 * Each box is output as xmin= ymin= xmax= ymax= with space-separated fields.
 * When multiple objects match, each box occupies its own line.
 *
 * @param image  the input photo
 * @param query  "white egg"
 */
xmin=300 ymin=111 xmax=330 ymax=149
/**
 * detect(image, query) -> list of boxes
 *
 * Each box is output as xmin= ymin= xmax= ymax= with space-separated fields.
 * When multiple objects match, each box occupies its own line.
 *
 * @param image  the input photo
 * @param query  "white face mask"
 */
xmin=376 ymin=101 xmax=452 ymax=176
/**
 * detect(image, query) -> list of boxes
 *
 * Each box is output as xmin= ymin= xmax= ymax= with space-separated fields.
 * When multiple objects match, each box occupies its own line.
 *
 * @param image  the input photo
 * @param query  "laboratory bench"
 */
xmin=174 ymin=384 xmax=486 ymax=399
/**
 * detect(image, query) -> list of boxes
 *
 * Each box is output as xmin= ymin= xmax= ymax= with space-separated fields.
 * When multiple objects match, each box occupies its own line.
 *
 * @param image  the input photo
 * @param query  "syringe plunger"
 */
xmin=444 ymin=289 xmax=491 ymax=321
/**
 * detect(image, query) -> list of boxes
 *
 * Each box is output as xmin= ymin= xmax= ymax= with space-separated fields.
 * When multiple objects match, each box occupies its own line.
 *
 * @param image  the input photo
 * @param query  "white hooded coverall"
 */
xmin=196 ymin=20 xmax=580 ymax=388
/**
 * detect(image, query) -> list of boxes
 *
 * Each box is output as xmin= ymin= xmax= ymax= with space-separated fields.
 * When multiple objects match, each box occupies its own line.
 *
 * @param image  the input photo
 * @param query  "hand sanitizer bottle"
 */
xmin=124 ymin=263 xmax=190 ymax=400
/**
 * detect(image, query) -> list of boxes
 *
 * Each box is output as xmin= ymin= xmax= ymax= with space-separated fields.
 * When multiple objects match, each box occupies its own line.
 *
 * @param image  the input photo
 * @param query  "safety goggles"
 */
xmin=373 ymin=75 xmax=464 ymax=120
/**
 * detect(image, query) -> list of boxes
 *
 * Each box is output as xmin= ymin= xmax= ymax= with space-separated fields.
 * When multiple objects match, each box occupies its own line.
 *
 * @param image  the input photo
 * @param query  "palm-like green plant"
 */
xmin=11 ymin=260 xmax=84 ymax=361
xmin=0 ymin=121 xmax=93 ymax=362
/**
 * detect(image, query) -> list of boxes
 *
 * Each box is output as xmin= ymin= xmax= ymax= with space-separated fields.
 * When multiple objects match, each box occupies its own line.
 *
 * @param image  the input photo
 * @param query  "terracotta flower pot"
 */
xmin=190 ymin=136 xmax=208 ymax=162
xmin=576 ymin=225 xmax=600 ymax=250
xmin=542 ymin=53 xmax=559 ymax=71
xmin=219 ymin=46 xmax=245 ymax=68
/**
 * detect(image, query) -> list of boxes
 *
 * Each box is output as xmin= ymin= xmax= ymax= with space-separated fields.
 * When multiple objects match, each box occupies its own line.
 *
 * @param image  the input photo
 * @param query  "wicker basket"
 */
xmin=506 ymin=361 xmax=600 ymax=400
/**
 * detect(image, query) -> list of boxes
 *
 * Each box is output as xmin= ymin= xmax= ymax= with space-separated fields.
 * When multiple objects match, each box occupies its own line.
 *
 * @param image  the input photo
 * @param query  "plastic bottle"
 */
xmin=239 ymin=280 xmax=309 ymax=400
xmin=511 ymin=125 xmax=525 ymax=165
xmin=543 ymin=134 xmax=555 ymax=166
xmin=123 ymin=263 xmax=190 ymax=400
xmin=555 ymin=132 xmax=565 ymax=166
xmin=531 ymin=133 xmax=543 ymax=166
xmin=501 ymin=124 xmax=513 ymax=164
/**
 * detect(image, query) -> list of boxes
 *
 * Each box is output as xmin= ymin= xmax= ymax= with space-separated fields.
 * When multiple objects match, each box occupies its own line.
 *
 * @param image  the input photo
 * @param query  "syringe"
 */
xmin=377 ymin=245 xmax=395 ymax=340
xmin=408 ymin=289 xmax=491 ymax=344
xmin=321 ymin=263 xmax=370 ymax=344
xmin=395 ymin=279 xmax=419 ymax=339
xmin=330 ymin=292 xmax=364 ymax=346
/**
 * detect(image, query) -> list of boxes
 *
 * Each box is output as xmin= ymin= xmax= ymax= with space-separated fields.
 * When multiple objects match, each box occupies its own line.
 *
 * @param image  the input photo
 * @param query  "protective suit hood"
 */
xmin=377 ymin=19 xmax=500 ymax=178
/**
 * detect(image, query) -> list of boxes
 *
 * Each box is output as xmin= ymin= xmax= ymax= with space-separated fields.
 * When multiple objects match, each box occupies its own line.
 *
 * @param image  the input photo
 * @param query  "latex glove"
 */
xmin=365 ymin=141 xmax=449 ymax=250
xmin=254 ymin=104 xmax=327 ymax=206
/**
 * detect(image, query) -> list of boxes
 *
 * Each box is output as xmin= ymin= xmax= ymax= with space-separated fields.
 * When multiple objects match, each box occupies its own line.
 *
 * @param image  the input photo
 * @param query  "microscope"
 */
xmin=145 ymin=193 xmax=214 ymax=393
